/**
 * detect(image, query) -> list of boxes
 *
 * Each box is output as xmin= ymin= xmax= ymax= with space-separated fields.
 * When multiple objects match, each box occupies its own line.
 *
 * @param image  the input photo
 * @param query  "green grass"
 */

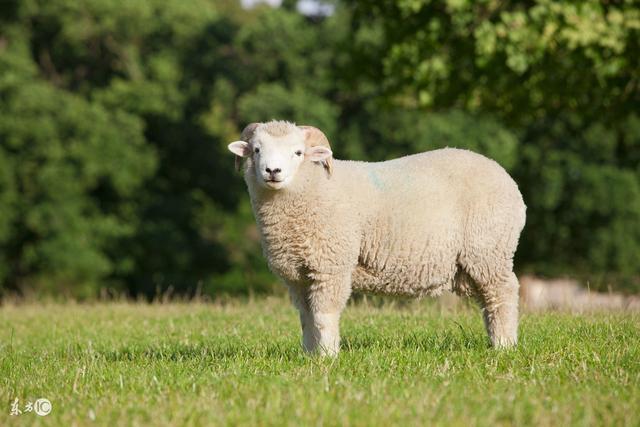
xmin=1 ymin=298 xmax=638 ymax=426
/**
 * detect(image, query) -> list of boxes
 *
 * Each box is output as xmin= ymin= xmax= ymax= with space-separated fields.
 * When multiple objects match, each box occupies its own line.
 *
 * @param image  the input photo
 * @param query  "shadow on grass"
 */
xmin=89 ymin=330 xmax=488 ymax=363
xmin=93 ymin=336 xmax=487 ymax=364
xmin=95 ymin=340 xmax=303 ymax=363
xmin=62 ymin=328 xmax=488 ymax=364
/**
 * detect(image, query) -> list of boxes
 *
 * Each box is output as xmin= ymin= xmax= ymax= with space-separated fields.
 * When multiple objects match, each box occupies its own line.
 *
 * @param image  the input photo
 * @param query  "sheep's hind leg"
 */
xmin=467 ymin=268 xmax=520 ymax=348
xmin=288 ymin=275 xmax=352 ymax=357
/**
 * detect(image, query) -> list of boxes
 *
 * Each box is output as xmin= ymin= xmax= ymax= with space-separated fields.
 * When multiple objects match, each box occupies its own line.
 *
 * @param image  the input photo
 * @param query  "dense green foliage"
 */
xmin=345 ymin=0 xmax=640 ymax=289
xmin=1 ymin=301 xmax=639 ymax=425
xmin=0 ymin=0 xmax=638 ymax=297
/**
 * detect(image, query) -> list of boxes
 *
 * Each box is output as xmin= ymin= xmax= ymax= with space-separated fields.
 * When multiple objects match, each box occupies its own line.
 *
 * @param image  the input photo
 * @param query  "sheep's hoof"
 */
xmin=491 ymin=336 xmax=518 ymax=349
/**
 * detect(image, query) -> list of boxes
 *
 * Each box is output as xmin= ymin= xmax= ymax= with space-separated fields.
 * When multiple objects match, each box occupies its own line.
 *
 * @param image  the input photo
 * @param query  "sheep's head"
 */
xmin=228 ymin=120 xmax=333 ymax=190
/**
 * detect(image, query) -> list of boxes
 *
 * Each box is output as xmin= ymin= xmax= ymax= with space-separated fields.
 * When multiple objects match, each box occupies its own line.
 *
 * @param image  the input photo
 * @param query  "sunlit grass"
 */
xmin=1 ymin=298 xmax=638 ymax=426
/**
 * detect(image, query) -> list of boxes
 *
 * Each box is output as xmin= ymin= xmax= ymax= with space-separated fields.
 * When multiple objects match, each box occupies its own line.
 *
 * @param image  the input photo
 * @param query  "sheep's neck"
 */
xmin=247 ymin=166 xmax=326 ymax=283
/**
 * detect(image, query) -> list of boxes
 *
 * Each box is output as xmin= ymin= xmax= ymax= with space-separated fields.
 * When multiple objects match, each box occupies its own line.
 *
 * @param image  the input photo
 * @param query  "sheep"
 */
xmin=228 ymin=120 xmax=527 ymax=355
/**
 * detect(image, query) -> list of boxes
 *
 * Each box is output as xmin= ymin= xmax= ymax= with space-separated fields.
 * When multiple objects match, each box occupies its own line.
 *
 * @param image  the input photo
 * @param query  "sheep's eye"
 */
xmin=295 ymin=150 xmax=303 ymax=157
xmin=254 ymin=147 xmax=260 ymax=154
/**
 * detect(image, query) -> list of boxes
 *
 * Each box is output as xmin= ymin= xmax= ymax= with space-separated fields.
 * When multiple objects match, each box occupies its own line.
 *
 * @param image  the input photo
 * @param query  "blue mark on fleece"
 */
xmin=367 ymin=168 xmax=385 ymax=190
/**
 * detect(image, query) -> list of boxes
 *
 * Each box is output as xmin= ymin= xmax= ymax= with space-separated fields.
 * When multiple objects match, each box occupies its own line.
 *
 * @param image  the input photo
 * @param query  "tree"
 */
xmin=0 ymin=34 xmax=155 ymax=296
xmin=344 ymin=0 xmax=640 ymax=290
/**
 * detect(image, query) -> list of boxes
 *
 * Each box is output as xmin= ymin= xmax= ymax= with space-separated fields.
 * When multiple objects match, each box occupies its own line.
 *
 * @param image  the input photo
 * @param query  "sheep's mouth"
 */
xmin=263 ymin=178 xmax=287 ymax=190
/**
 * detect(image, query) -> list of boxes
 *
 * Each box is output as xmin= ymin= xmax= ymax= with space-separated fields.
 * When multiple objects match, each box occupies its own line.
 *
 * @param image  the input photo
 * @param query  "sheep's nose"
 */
xmin=265 ymin=167 xmax=281 ymax=174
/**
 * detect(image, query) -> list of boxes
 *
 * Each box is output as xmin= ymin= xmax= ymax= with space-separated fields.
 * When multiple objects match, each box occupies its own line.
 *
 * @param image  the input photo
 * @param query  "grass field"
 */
xmin=1 ymin=298 xmax=638 ymax=426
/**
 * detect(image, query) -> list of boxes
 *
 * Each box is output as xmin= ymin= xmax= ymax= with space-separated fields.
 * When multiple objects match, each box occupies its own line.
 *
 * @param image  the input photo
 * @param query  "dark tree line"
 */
xmin=0 ymin=0 xmax=638 ymax=298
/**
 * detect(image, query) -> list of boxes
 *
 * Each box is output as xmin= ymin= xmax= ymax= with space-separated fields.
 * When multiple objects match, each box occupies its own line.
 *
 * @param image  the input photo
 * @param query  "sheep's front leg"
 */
xmin=288 ymin=274 xmax=352 ymax=357
xmin=300 ymin=311 xmax=341 ymax=356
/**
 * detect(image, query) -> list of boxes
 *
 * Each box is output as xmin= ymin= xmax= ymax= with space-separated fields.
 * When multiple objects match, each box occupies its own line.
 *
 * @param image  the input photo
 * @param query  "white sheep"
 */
xmin=228 ymin=120 xmax=526 ymax=355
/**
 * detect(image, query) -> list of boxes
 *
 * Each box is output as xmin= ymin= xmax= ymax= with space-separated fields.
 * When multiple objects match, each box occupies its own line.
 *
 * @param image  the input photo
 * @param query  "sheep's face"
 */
xmin=228 ymin=127 xmax=332 ymax=191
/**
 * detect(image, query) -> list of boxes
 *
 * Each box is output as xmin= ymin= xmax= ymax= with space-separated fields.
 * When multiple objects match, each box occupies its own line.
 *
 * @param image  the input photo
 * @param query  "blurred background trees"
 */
xmin=0 ymin=0 xmax=638 ymax=298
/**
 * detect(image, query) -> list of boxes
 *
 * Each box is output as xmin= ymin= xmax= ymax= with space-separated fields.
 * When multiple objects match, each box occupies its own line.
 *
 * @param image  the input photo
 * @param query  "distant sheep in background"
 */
xmin=228 ymin=120 xmax=526 ymax=355
xmin=520 ymin=276 xmax=640 ymax=312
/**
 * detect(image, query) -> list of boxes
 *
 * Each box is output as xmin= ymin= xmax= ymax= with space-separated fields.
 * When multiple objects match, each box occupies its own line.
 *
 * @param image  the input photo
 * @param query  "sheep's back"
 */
xmin=345 ymin=148 xmax=525 ymax=296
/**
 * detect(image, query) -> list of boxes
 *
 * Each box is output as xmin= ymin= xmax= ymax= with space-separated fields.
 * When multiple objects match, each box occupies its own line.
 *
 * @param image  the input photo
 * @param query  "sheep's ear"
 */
xmin=306 ymin=146 xmax=332 ymax=162
xmin=228 ymin=141 xmax=250 ymax=172
xmin=228 ymin=141 xmax=250 ymax=157
xmin=230 ymin=123 xmax=260 ymax=172
xmin=299 ymin=125 xmax=333 ymax=177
